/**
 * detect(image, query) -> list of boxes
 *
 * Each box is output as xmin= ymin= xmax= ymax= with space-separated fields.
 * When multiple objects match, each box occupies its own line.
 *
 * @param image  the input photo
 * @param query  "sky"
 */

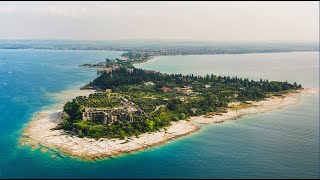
xmin=0 ymin=1 xmax=319 ymax=42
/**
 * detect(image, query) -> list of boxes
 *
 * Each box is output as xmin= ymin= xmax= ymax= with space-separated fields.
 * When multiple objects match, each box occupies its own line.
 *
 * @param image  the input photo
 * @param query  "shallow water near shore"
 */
xmin=0 ymin=50 xmax=319 ymax=178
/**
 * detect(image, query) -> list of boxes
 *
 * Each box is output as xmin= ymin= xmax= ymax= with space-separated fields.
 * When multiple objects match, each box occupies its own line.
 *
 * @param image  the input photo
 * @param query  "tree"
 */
xmin=179 ymin=113 xmax=186 ymax=120
xmin=144 ymin=120 xmax=155 ymax=131
xmin=63 ymin=100 xmax=83 ymax=122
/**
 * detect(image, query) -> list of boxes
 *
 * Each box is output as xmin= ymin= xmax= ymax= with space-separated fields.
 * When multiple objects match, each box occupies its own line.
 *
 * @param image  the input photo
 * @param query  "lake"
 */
xmin=0 ymin=50 xmax=318 ymax=178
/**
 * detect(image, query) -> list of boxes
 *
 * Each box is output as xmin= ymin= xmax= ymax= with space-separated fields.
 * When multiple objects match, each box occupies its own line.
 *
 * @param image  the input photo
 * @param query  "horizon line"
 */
xmin=0 ymin=38 xmax=319 ymax=44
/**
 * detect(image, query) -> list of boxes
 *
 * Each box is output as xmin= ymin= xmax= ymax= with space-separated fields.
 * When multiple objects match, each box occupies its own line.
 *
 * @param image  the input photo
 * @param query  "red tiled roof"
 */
xmin=161 ymin=87 xmax=172 ymax=92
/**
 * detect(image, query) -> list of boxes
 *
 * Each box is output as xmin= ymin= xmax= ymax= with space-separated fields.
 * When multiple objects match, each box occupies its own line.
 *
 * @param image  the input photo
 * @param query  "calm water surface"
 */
xmin=0 ymin=50 xmax=319 ymax=178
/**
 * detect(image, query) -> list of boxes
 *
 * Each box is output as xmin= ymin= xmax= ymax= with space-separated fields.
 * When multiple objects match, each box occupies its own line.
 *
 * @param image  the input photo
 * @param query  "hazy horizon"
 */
xmin=0 ymin=1 xmax=319 ymax=42
xmin=0 ymin=39 xmax=319 ymax=44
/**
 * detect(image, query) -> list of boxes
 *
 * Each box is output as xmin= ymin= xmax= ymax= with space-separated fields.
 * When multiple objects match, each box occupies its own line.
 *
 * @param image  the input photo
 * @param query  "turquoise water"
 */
xmin=0 ymin=50 xmax=319 ymax=178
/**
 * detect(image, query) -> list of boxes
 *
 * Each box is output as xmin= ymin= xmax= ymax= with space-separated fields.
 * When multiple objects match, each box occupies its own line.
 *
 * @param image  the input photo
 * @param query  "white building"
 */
xmin=144 ymin=81 xmax=155 ymax=86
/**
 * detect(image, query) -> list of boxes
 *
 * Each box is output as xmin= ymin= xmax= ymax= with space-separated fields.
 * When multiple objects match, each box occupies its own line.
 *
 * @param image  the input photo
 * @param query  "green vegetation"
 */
xmin=75 ymin=93 xmax=122 ymax=108
xmin=122 ymin=51 xmax=151 ymax=62
xmin=80 ymin=57 xmax=135 ymax=69
xmin=63 ymin=65 xmax=302 ymax=139
xmin=63 ymin=100 xmax=83 ymax=122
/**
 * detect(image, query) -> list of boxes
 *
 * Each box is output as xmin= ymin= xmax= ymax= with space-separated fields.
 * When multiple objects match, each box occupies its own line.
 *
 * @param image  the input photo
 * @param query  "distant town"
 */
xmin=1 ymin=40 xmax=318 ymax=55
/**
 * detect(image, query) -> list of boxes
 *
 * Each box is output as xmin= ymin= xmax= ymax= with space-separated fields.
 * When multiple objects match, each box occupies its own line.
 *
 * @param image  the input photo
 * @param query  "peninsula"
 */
xmin=20 ymin=53 xmax=316 ymax=161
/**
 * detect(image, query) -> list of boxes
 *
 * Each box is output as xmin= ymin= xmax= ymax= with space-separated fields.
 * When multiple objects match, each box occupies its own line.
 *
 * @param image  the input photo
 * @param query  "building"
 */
xmin=144 ymin=70 xmax=156 ymax=74
xmin=205 ymin=85 xmax=211 ymax=88
xmin=172 ymin=87 xmax=193 ymax=95
xmin=126 ymin=68 xmax=134 ymax=74
xmin=173 ymin=87 xmax=180 ymax=92
xmin=144 ymin=81 xmax=155 ymax=86
xmin=179 ymin=87 xmax=193 ymax=95
xmin=83 ymin=107 xmax=139 ymax=125
xmin=112 ymin=63 xmax=120 ymax=69
xmin=161 ymin=86 xmax=172 ymax=92
xmin=82 ymin=96 xmax=145 ymax=125
xmin=97 ymin=68 xmax=112 ymax=75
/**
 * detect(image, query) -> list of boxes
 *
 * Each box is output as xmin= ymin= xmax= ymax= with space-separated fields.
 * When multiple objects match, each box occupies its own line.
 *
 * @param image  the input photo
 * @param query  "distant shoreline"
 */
xmin=19 ymin=86 xmax=318 ymax=161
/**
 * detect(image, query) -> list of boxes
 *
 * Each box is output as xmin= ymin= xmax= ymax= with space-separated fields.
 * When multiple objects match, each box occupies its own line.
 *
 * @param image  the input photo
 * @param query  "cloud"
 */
xmin=0 ymin=3 xmax=124 ymax=18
